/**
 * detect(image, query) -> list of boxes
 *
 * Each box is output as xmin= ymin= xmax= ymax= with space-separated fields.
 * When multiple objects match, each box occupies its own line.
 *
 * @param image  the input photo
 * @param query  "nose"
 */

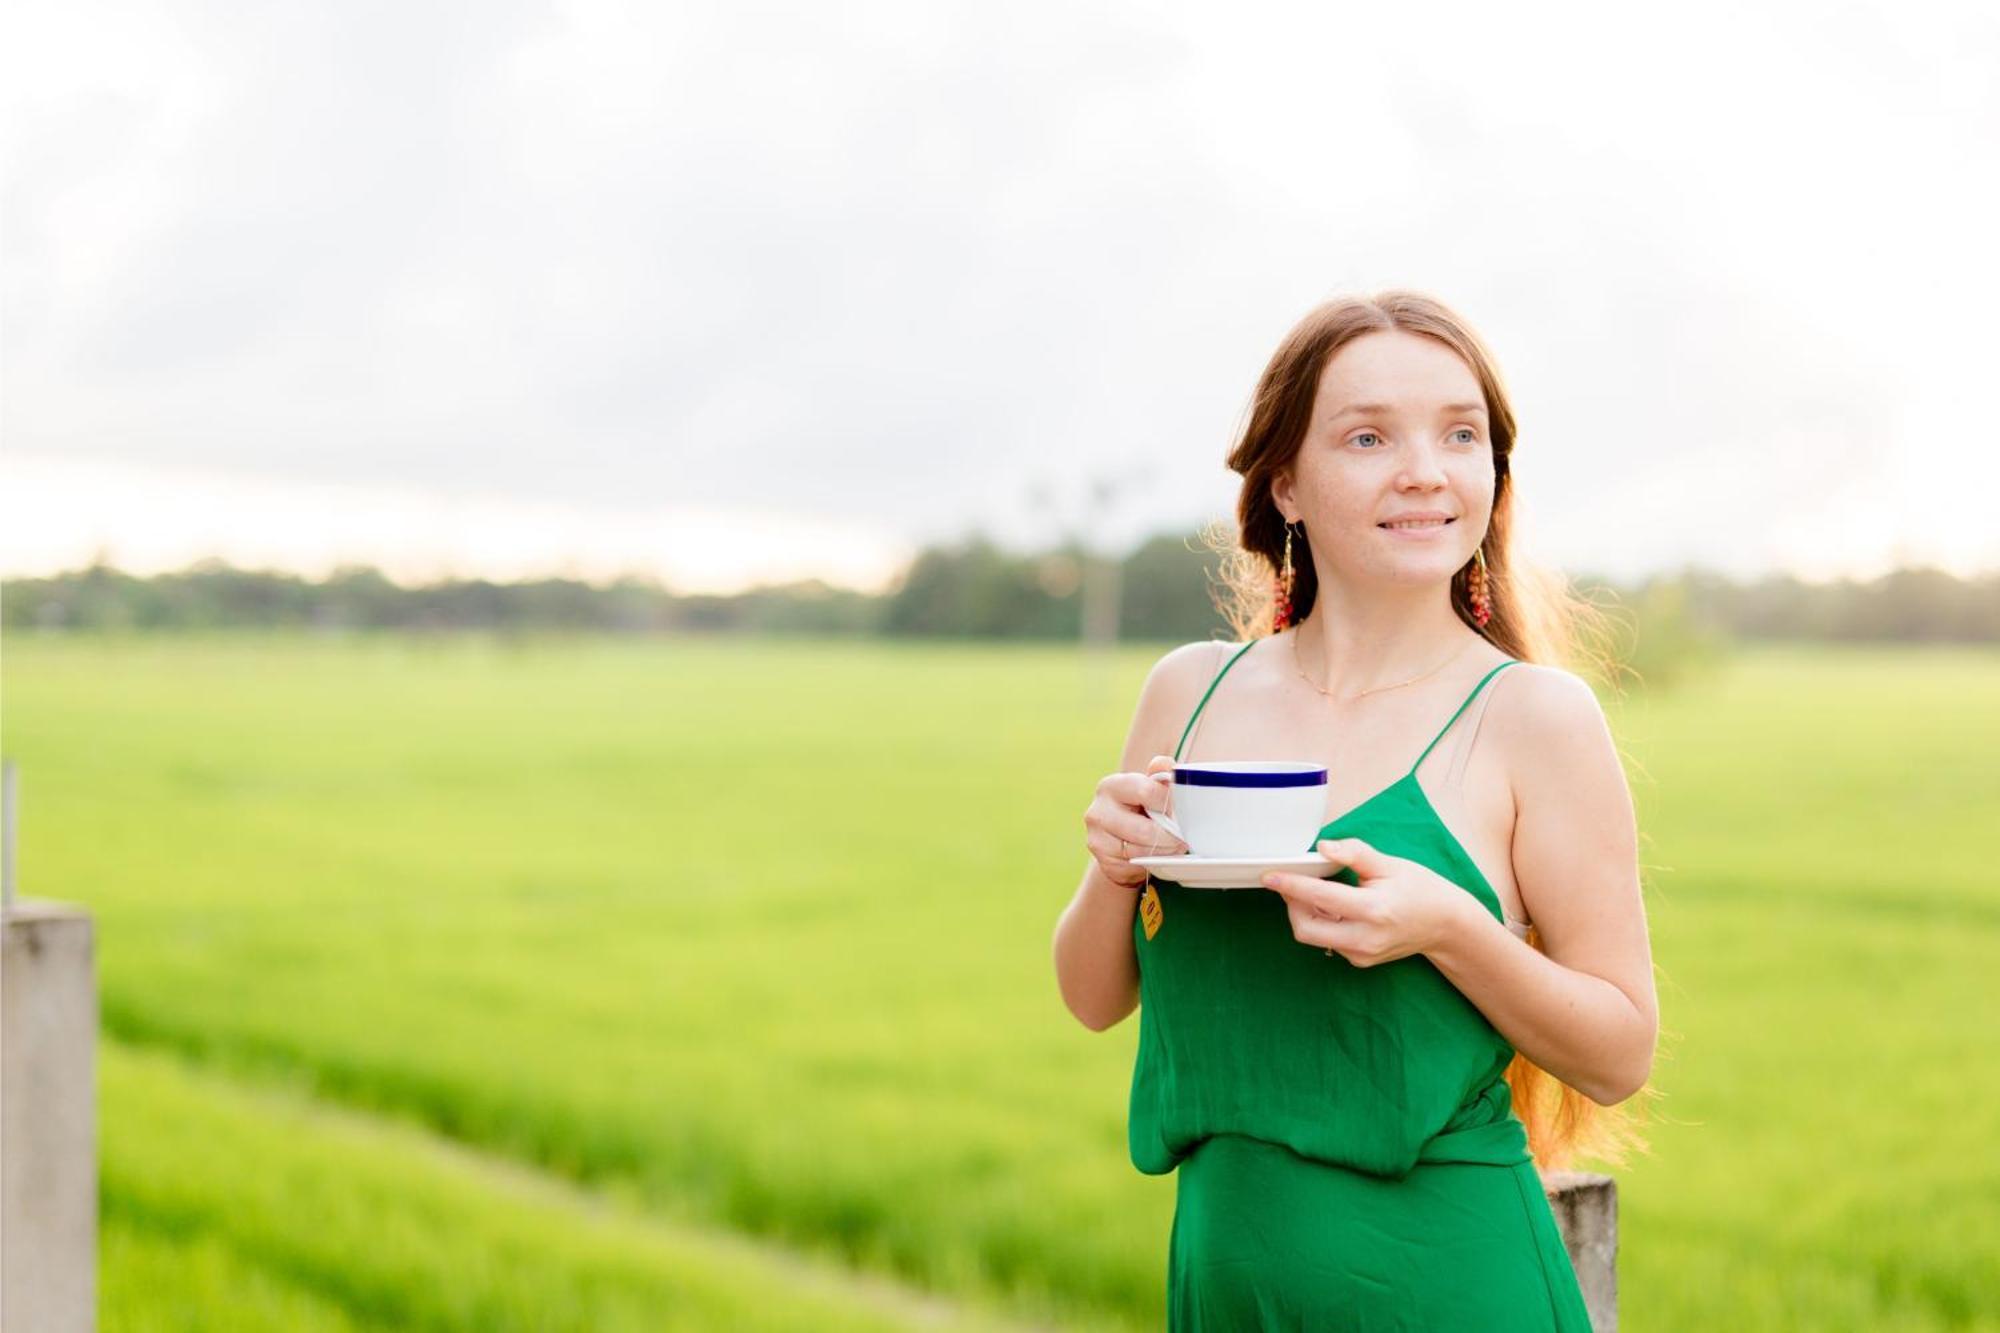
xmin=1396 ymin=438 xmax=1449 ymax=490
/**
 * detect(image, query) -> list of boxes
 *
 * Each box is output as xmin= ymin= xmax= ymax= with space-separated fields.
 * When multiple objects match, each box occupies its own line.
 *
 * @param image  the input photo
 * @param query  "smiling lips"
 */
xmin=1378 ymin=515 xmax=1456 ymax=532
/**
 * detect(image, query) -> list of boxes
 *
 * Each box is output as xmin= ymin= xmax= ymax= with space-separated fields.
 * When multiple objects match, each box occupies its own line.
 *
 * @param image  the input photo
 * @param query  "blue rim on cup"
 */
xmin=1173 ymin=762 xmax=1329 ymax=788
xmin=1171 ymin=762 xmax=1330 ymax=858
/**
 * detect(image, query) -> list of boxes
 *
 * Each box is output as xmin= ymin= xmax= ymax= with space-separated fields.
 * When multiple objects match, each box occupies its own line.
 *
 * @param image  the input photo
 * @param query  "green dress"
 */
xmin=1131 ymin=640 xmax=1593 ymax=1330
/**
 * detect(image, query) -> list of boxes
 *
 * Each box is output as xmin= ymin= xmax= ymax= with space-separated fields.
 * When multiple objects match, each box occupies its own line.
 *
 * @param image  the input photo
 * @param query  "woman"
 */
xmin=1051 ymin=291 xmax=1659 ymax=1329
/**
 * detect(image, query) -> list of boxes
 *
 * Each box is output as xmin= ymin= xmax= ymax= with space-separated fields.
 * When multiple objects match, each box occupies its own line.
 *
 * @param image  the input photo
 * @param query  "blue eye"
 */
xmin=1451 ymin=429 xmax=1478 ymax=444
xmin=1352 ymin=432 xmax=1383 ymax=448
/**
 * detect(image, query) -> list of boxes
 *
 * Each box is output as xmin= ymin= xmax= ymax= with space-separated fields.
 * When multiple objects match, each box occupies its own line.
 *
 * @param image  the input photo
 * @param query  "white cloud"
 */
xmin=3 ymin=0 xmax=1995 ymax=584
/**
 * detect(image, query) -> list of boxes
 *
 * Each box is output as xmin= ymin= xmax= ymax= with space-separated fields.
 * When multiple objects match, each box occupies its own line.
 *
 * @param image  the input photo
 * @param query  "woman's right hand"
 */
xmin=1084 ymin=755 xmax=1188 ymax=889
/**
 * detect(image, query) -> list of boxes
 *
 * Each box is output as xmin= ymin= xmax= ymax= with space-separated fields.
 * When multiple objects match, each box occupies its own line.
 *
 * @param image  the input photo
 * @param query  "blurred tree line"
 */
xmin=5 ymin=541 xmax=1996 ymax=655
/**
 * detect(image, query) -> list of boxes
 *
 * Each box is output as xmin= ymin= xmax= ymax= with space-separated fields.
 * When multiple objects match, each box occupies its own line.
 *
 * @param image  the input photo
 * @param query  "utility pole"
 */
xmin=2 ymin=759 xmax=100 ymax=1332
xmin=2 ymin=760 xmax=15 ymax=912
xmin=1026 ymin=466 xmax=1151 ymax=708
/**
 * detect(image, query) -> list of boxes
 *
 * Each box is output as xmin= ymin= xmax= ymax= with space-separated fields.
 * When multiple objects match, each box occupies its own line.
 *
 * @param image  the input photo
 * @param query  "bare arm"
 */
xmin=1424 ymin=667 xmax=1659 ymax=1105
xmin=1052 ymin=861 xmax=1147 ymax=1032
xmin=1051 ymin=643 xmax=1218 ymax=1031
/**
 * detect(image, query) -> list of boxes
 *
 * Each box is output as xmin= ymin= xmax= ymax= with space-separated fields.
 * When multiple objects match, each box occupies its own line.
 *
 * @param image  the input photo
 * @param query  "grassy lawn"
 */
xmin=2 ymin=633 xmax=1993 ymax=1329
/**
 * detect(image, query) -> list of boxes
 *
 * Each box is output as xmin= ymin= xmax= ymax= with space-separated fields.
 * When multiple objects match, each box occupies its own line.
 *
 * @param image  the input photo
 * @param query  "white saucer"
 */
xmin=1132 ymin=853 xmax=1338 ymax=890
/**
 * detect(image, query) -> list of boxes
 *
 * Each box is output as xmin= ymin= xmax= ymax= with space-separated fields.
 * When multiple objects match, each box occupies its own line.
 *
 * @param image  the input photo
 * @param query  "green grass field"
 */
xmin=2 ymin=633 xmax=1995 ymax=1330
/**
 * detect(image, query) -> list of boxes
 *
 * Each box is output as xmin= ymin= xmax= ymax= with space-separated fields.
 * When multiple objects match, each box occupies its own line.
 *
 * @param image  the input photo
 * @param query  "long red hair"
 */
xmin=1204 ymin=290 xmax=1659 ymax=1171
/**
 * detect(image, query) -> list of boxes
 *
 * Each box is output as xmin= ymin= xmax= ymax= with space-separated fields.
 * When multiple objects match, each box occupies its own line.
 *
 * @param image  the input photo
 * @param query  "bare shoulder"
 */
xmin=1148 ymin=639 xmax=1241 ymax=691
xmin=1138 ymin=639 xmax=1241 ymax=723
xmin=1486 ymin=661 xmax=1608 ymax=739
xmin=1484 ymin=662 xmax=1633 ymax=815
xmin=1121 ymin=640 xmax=1241 ymax=770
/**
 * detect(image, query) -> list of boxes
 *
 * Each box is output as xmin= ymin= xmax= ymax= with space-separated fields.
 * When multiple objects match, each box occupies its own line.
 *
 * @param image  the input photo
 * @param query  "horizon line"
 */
xmin=4 ymin=549 xmax=1991 ymax=597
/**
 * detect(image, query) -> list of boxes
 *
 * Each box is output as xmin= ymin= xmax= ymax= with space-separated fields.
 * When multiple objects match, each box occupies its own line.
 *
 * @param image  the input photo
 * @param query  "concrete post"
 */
xmin=0 ymin=901 xmax=97 ymax=1333
xmin=1543 ymin=1170 xmax=1617 ymax=1332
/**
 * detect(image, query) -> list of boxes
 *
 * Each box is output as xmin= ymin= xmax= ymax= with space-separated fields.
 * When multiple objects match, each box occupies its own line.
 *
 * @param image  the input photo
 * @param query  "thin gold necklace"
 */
xmin=1290 ymin=629 xmax=1474 ymax=703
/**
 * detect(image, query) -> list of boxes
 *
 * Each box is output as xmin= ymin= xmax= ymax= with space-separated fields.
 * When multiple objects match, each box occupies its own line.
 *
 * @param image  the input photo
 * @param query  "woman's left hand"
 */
xmin=1262 ymin=838 xmax=1474 ymax=967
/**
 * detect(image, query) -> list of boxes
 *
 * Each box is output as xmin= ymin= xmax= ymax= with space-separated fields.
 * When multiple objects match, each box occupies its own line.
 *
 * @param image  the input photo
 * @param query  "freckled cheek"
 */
xmin=1299 ymin=479 xmax=1370 ymax=527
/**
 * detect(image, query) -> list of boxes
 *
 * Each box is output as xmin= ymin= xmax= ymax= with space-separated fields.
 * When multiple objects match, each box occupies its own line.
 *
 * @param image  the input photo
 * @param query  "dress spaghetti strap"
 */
xmin=1172 ymin=640 xmax=1257 ymax=762
xmin=1176 ymin=645 xmax=1521 ymax=772
xmin=1407 ymin=659 xmax=1521 ymax=778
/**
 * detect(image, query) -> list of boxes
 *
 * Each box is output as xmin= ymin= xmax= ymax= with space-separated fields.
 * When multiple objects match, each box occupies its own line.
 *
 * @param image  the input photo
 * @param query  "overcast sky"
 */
xmin=4 ymin=0 xmax=1996 ymax=591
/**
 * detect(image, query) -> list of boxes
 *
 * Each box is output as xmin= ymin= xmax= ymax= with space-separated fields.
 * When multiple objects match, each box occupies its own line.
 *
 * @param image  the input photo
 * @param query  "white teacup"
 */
xmin=1170 ymin=761 xmax=1329 ymax=858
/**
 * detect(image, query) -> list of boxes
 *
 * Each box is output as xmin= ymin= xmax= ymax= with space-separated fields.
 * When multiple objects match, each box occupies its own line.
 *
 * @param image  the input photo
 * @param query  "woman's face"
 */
xmin=1273 ymin=328 xmax=1496 ymax=590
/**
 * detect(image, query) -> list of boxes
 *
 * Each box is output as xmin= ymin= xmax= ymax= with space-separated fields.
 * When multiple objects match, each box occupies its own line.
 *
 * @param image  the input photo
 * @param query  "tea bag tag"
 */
xmin=1139 ymin=879 xmax=1163 ymax=940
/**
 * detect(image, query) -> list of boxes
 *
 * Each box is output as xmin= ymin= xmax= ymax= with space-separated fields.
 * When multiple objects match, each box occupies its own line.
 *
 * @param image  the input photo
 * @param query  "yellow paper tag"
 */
xmin=1140 ymin=880 xmax=1163 ymax=940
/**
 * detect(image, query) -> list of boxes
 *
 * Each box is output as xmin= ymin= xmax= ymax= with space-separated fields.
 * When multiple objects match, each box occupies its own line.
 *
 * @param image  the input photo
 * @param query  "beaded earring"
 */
xmin=1466 ymin=546 xmax=1493 ymax=629
xmin=1272 ymin=522 xmax=1297 ymax=632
